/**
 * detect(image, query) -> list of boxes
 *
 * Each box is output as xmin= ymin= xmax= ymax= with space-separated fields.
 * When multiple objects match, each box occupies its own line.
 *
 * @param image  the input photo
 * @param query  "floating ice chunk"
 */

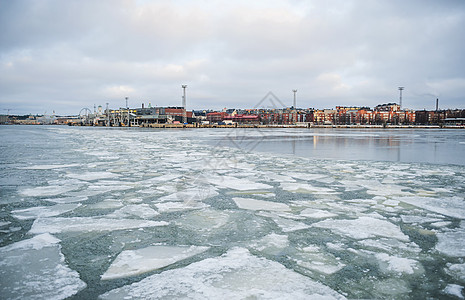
xmin=249 ymin=233 xmax=289 ymax=255
xmin=208 ymin=175 xmax=273 ymax=191
xmin=280 ymin=182 xmax=337 ymax=194
xmin=100 ymin=247 xmax=345 ymax=299
xmin=154 ymin=201 xmax=209 ymax=213
xmin=107 ymin=204 xmax=160 ymax=219
xmin=86 ymin=199 xmax=123 ymax=210
xmin=312 ymin=217 xmax=409 ymax=241
xmin=176 ymin=209 xmax=230 ymax=232
xmin=294 ymin=245 xmax=345 ymax=275
xmin=233 ymin=198 xmax=291 ymax=212
xmin=0 ymin=221 xmax=11 ymax=227
xmin=300 ymin=208 xmax=338 ymax=219
xmin=445 ymin=263 xmax=465 ymax=282
xmin=285 ymin=173 xmax=328 ymax=182
xmin=21 ymin=185 xmax=81 ymax=197
xmin=67 ymin=171 xmax=121 ymax=181
xmin=101 ymin=245 xmax=210 ymax=280
xmin=258 ymin=212 xmax=311 ymax=232
xmin=436 ymin=228 xmax=465 ymax=257
xmin=359 ymin=238 xmax=421 ymax=254
xmin=400 ymin=215 xmax=443 ymax=224
xmin=383 ymin=200 xmax=400 ymax=207
xmin=45 ymin=195 xmax=88 ymax=204
xmin=12 ymin=204 xmax=81 ymax=220
xmin=29 ymin=217 xmax=168 ymax=234
xmin=21 ymin=164 xmax=79 ymax=170
xmin=0 ymin=233 xmax=86 ymax=299
xmin=431 ymin=221 xmax=452 ymax=228
xmin=443 ymin=284 xmax=464 ymax=299
xmin=398 ymin=196 xmax=465 ymax=219
xmin=375 ymin=253 xmax=421 ymax=275
xmin=158 ymin=187 xmax=218 ymax=203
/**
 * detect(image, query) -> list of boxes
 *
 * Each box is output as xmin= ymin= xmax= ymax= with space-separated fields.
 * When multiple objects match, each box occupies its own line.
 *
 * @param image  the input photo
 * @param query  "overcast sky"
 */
xmin=1 ymin=0 xmax=464 ymax=115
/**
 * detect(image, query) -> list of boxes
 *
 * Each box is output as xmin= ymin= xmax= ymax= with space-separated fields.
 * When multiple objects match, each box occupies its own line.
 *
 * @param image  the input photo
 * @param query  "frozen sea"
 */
xmin=0 ymin=125 xmax=464 ymax=299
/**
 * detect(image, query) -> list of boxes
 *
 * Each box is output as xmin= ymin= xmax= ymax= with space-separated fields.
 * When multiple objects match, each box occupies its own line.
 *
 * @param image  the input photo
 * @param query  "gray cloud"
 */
xmin=1 ymin=0 xmax=464 ymax=115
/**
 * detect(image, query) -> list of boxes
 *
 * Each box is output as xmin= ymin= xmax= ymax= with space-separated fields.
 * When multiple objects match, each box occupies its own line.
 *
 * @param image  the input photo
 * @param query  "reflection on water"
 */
xmin=217 ymin=129 xmax=465 ymax=166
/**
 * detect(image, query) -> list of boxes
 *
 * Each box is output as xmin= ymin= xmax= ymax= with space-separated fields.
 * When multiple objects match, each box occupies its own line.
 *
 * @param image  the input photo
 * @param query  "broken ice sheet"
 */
xmin=100 ymin=247 xmax=345 ymax=299
xmin=293 ymin=245 xmax=346 ymax=275
xmin=0 ymin=233 xmax=86 ymax=299
xmin=312 ymin=216 xmax=410 ymax=241
xmin=175 ymin=209 xmax=231 ymax=232
xmin=106 ymin=204 xmax=160 ymax=219
xmin=233 ymin=197 xmax=291 ymax=212
xmin=248 ymin=233 xmax=289 ymax=256
xmin=12 ymin=203 xmax=81 ymax=220
xmin=29 ymin=217 xmax=168 ymax=234
xmin=101 ymin=245 xmax=210 ymax=280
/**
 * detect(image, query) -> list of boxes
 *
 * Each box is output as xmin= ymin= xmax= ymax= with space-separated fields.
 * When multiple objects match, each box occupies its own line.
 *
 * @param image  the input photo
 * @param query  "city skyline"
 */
xmin=1 ymin=0 xmax=464 ymax=115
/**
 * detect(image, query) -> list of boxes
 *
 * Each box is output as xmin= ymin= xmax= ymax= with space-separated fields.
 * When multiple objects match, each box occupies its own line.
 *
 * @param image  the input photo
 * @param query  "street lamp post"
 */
xmin=182 ymin=85 xmax=187 ymax=124
xmin=292 ymin=89 xmax=297 ymax=124
xmin=125 ymin=97 xmax=130 ymax=127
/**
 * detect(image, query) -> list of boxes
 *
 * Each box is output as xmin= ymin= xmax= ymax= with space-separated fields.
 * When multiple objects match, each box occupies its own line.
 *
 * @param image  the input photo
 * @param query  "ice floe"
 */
xmin=100 ymin=247 xmax=345 ymax=299
xmin=208 ymin=175 xmax=273 ymax=191
xmin=233 ymin=197 xmax=291 ymax=212
xmin=0 ymin=233 xmax=86 ymax=299
xmin=312 ymin=217 xmax=410 ymax=241
xmin=445 ymin=263 xmax=465 ymax=282
xmin=398 ymin=196 xmax=465 ymax=219
xmin=294 ymin=245 xmax=345 ymax=275
xmin=157 ymin=187 xmax=218 ymax=203
xmin=436 ymin=227 xmax=465 ymax=257
xmin=29 ymin=217 xmax=168 ymax=234
xmin=300 ymin=208 xmax=338 ymax=219
xmin=107 ymin=204 xmax=160 ymax=219
xmin=443 ymin=284 xmax=464 ymax=299
xmin=258 ymin=212 xmax=311 ymax=232
xmin=248 ymin=233 xmax=289 ymax=255
xmin=66 ymin=171 xmax=121 ymax=181
xmin=280 ymin=182 xmax=337 ymax=194
xmin=375 ymin=253 xmax=421 ymax=275
xmin=176 ymin=209 xmax=231 ymax=232
xmin=154 ymin=201 xmax=209 ymax=213
xmin=21 ymin=185 xmax=81 ymax=197
xmin=101 ymin=245 xmax=210 ymax=280
xmin=12 ymin=203 xmax=80 ymax=220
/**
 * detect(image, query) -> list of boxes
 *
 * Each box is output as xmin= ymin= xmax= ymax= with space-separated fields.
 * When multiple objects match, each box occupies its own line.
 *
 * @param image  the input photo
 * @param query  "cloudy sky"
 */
xmin=1 ymin=0 xmax=464 ymax=115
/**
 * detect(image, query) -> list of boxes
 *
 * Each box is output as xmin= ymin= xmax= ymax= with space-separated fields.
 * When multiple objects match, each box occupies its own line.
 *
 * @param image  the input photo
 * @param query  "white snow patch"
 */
xmin=101 ymin=245 xmax=210 ymax=280
xmin=313 ymin=217 xmax=410 ymax=241
xmin=100 ymin=247 xmax=345 ymax=299
xmin=29 ymin=217 xmax=168 ymax=234
xmin=233 ymin=198 xmax=291 ymax=212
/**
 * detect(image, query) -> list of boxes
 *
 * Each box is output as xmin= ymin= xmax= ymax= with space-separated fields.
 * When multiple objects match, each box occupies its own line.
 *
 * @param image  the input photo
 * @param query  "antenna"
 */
xmin=398 ymin=87 xmax=404 ymax=110
xmin=182 ymin=85 xmax=187 ymax=124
